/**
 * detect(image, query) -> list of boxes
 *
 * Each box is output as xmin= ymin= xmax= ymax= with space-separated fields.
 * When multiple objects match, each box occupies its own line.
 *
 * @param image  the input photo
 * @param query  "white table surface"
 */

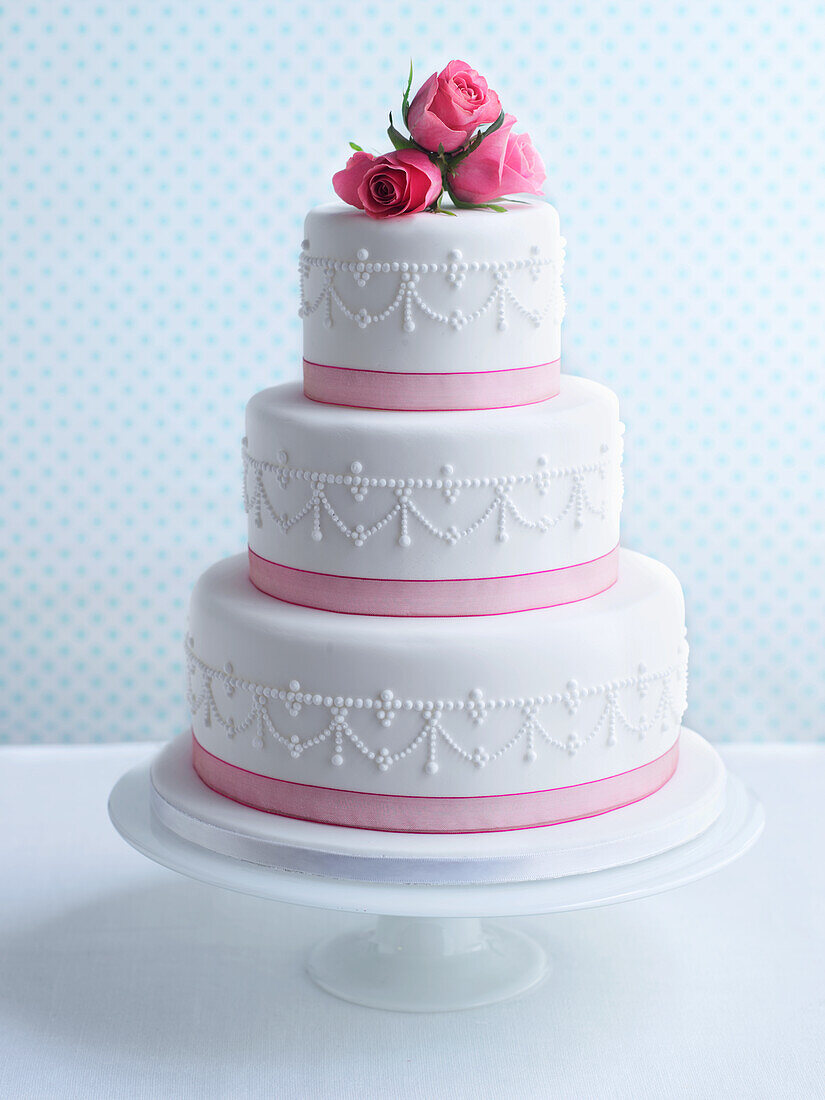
xmin=0 ymin=742 xmax=822 ymax=1100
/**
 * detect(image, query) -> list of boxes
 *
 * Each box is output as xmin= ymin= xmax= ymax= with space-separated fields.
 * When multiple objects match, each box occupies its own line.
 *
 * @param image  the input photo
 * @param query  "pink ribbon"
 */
xmin=303 ymin=357 xmax=561 ymax=411
xmin=248 ymin=545 xmax=619 ymax=617
xmin=192 ymin=733 xmax=680 ymax=834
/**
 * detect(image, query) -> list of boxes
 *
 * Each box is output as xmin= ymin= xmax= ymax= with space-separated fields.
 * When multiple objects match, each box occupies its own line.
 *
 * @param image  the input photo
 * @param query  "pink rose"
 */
xmin=449 ymin=114 xmax=546 ymax=204
xmin=407 ymin=60 xmax=502 ymax=153
xmin=333 ymin=149 xmax=442 ymax=219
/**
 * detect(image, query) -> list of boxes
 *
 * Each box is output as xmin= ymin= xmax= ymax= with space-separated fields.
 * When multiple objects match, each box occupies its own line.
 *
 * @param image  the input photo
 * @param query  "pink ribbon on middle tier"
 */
xmin=248 ymin=544 xmax=620 ymax=618
xmin=302 ymin=357 xmax=561 ymax=412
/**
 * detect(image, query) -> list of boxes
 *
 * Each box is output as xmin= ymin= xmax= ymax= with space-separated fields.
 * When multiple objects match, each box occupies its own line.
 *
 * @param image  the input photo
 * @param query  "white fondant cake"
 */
xmin=179 ymin=182 xmax=696 ymax=831
xmin=187 ymin=550 xmax=686 ymax=800
xmin=244 ymin=376 xmax=622 ymax=584
xmin=301 ymin=200 xmax=564 ymax=376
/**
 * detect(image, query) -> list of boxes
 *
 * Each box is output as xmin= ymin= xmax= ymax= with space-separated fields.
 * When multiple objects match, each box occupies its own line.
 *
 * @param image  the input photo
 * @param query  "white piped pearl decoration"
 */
xmin=243 ymin=443 xmax=613 ymax=552
xmin=185 ymin=633 xmax=685 ymax=783
xmin=299 ymin=232 xmax=563 ymax=334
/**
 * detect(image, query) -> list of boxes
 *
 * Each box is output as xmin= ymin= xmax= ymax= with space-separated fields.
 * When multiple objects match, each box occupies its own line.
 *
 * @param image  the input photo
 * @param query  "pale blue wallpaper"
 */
xmin=1 ymin=2 xmax=822 ymax=743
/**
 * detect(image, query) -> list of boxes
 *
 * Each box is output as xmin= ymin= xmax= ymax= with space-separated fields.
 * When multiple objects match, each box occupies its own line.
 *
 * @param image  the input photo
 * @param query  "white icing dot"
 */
xmin=398 ymin=534 xmax=411 ymax=548
xmin=356 ymin=247 xmax=369 ymax=261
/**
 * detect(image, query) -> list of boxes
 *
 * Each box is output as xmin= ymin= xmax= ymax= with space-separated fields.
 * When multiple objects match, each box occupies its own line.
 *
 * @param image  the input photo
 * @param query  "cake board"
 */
xmin=108 ymin=729 xmax=763 ymax=1012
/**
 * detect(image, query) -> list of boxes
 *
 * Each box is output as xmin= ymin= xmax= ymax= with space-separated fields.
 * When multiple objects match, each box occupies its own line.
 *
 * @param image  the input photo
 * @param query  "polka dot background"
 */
xmin=1 ymin=2 xmax=822 ymax=745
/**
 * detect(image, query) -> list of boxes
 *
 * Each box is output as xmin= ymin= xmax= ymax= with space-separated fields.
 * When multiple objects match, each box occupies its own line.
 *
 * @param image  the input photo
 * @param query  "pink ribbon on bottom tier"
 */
xmin=248 ymin=544 xmax=620 ymax=617
xmin=302 ymin=357 xmax=561 ymax=411
xmin=192 ymin=733 xmax=680 ymax=834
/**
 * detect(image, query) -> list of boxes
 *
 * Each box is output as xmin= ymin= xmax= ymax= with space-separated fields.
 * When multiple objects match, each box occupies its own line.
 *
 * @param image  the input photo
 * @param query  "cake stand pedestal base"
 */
xmin=307 ymin=915 xmax=547 ymax=1012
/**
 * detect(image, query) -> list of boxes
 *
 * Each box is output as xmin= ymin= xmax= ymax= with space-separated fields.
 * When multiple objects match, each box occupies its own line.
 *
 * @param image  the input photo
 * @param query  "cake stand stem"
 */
xmin=306 ymin=914 xmax=548 ymax=1012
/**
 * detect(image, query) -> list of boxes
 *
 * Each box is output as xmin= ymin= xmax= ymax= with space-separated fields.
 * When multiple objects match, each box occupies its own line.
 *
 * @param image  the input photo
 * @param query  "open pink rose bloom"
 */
xmin=407 ymin=60 xmax=502 ymax=153
xmin=449 ymin=114 xmax=546 ymax=204
xmin=333 ymin=149 xmax=442 ymax=219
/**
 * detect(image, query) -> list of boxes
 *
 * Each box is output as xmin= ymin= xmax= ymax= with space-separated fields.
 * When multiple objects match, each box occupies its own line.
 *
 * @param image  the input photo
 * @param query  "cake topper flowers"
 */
xmin=332 ymin=61 xmax=546 ymax=219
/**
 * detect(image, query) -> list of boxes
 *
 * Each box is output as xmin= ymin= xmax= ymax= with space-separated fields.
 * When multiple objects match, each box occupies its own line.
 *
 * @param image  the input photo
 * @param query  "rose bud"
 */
xmin=449 ymin=114 xmax=546 ymax=204
xmin=407 ymin=60 xmax=502 ymax=153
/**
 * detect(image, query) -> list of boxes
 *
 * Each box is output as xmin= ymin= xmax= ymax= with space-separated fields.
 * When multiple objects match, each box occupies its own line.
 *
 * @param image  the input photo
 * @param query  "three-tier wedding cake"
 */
xmin=182 ymin=62 xmax=689 ymax=834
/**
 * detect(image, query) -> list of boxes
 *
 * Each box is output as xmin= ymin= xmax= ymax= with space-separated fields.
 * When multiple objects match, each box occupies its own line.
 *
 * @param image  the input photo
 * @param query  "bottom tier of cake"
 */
xmin=185 ymin=550 xmax=688 ymax=832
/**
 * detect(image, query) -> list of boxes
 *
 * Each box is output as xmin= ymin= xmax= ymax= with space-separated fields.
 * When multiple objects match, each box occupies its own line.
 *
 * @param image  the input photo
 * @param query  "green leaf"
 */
xmin=387 ymin=112 xmax=417 ymax=152
xmin=348 ymin=141 xmax=364 ymax=152
xmin=401 ymin=59 xmax=414 ymax=126
xmin=479 ymin=109 xmax=506 ymax=143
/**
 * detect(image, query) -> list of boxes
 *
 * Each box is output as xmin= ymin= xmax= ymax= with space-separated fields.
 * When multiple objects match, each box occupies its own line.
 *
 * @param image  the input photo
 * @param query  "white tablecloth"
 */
xmin=0 ymin=742 xmax=821 ymax=1099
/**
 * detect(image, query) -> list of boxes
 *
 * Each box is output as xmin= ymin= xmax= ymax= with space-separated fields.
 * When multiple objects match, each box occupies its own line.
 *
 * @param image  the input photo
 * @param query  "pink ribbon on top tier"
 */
xmin=248 ymin=544 xmax=619 ymax=618
xmin=302 ymin=357 xmax=561 ymax=411
xmin=192 ymin=733 xmax=680 ymax=834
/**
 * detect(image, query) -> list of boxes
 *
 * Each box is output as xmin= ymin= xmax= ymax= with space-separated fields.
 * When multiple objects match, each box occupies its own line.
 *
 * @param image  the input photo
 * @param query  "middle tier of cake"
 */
xmin=244 ymin=376 xmax=623 ymax=616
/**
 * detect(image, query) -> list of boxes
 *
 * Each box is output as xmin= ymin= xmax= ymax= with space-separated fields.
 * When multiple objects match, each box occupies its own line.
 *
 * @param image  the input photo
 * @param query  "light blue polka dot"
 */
xmin=0 ymin=5 xmax=822 ymax=743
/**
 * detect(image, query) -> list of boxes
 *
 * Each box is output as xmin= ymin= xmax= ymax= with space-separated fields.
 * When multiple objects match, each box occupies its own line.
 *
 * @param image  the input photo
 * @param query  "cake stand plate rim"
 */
xmin=107 ymin=732 xmax=764 ymax=917
xmin=146 ymin=728 xmax=723 ymax=881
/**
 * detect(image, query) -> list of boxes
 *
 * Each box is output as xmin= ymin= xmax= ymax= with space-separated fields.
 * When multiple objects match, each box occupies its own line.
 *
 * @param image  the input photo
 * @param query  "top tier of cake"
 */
xmin=300 ymin=200 xmax=564 ymax=411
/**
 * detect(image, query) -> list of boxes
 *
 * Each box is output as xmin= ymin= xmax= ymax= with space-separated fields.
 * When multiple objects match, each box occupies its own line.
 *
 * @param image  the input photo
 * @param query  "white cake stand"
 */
xmin=108 ymin=729 xmax=763 ymax=1012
